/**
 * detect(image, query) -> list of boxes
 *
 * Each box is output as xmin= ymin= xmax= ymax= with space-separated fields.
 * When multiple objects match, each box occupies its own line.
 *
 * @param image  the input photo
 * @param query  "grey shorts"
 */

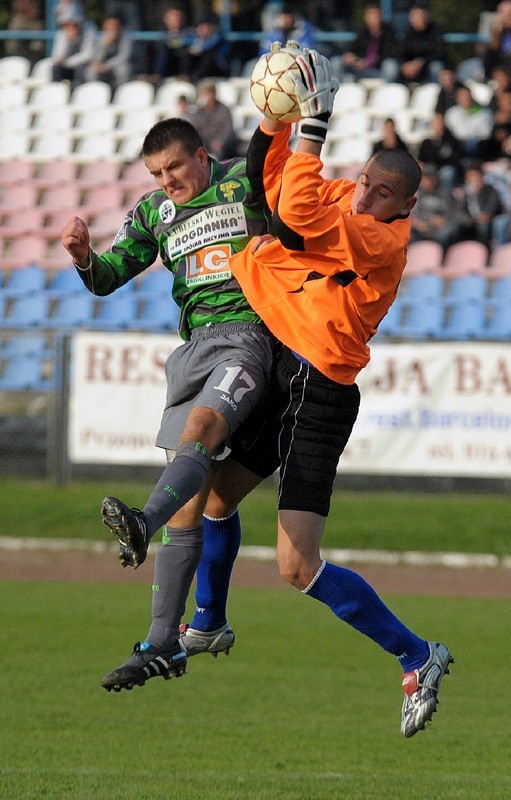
xmin=155 ymin=322 xmax=274 ymax=457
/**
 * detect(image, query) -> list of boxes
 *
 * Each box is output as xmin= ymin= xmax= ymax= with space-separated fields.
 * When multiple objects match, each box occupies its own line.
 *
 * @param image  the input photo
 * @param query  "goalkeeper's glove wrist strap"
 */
xmin=299 ymin=117 xmax=329 ymax=143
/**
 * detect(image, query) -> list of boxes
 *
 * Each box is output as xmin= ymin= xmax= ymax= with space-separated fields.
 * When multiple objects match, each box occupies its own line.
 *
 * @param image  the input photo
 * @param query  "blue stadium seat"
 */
xmin=1 ymin=294 xmax=50 ymax=328
xmin=0 ymin=354 xmax=51 ymax=392
xmin=0 ymin=333 xmax=49 ymax=358
xmin=442 ymin=301 xmax=487 ymax=340
xmin=376 ymin=297 xmax=405 ymax=337
xmin=0 ymin=264 xmax=46 ymax=298
xmin=401 ymin=273 xmax=444 ymax=302
xmin=444 ymin=274 xmax=488 ymax=303
xmin=135 ymin=269 xmax=174 ymax=298
xmin=482 ymin=300 xmax=511 ymax=340
xmin=88 ymin=295 xmax=139 ymax=330
xmin=45 ymin=269 xmax=84 ymax=299
xmin=398 ymin=299 xmax=445 ymax=340
xmin=136 ymin=297 xmax=180 ymax=331
xmin=45 ymin=293 xmax=95 ymax=330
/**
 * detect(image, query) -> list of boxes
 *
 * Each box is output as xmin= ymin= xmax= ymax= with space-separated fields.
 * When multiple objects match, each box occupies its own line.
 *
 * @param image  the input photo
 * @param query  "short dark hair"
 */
xmin=371 ymin=149 xmax=422 ymax=197
xmin=142 ymin=117 xmax=205 ymax=157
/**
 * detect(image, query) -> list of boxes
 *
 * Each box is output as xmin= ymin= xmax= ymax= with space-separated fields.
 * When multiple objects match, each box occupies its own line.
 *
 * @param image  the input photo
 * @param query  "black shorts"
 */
xmin=231 ymin=346 xmax=360 ymax=516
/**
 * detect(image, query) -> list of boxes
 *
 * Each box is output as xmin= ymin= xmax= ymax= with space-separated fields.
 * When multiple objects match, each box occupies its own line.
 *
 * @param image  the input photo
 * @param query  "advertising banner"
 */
xmin=68 ymin=333 xmax=511 ymax=477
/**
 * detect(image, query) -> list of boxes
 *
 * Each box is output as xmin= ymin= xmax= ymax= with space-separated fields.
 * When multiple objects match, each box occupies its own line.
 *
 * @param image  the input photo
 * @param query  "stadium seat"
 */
xmin=323 ymin=137 xmax=372 ymax=169
xmin=0 ymin=208 xmax=45 ymax=238
xmin=376 ymin=296 xmax=405 ymax=337
xmin=135 ymin=269 xmax=174 ymax=298
xmin=115 ymin=108 xmax=159 ymax=142
xmin=0 ymin=263 xmax=46 ymax=297
xmin=0 ymin=132 xmax=31 ymax=160
xmin=483 ymin=299 xmax=511 ymax=340
xmin=0 ymin=55 xmax=31 ymax=84
xmin=153 ymin=80 xmax=197 ymax=116
xmin=0 ymin=159 xmax=34 ymax=187
xmin=45 ymin=293 xmax=95 ymax=330
xmin=404 ymin=240 xmax=443 ymax=276
xmin=328 ymin=109 xmax=370 ymax=142
xmin=30 ymin=132 xmax=74 ymax=162
xmin=45 ymin=268 xmax=83 ymax=299
xmin=25 ymin=56 xmax=53 ymax=88
xmin=0 ymin=183 xmax=38 ymax=212
xmin=81 ymin=185 xmax=124 ymax=218
xmin=0 ymin=332 xmax=49 ymax=358
xmin=366 ymin=82 xmax=410 ymax=119
xmin=0 ymin=353 xmax=51 ymax=392
xmin=69 ymin=80 xmax=112 ymax=111
xmin=27 ymin=81 xmax=71 ymax=112
xmin=1 ymin=293 xmax=50 ymax=328
xmin=73 ymin=107 xmax=117 ymax=141
xmin=442 ymin=300 xmax=487 ymax=340
xmin=408 ymin=82 xmax=441 ymax=122
xmin=32 ymin=159 xmax=77 ymax=190
xmin=88 ymin=295 xmax=139 ymax=330
xmin=332 ymin=82 xmax=367 ymax=115
xmin=77 ymin=160 xmax=121 ymax=189
xmin=88 ymin=209 xmax=124 ymax=243
xmin=442 ymin=240 xmax=489 ymax=276
xmin=38 ymin=184 xmax=81 ymax=214
xmin=487 ymin=242 xmax=511 ymax=278
xmin=398 ymin=298 xmax=445 ymax=339
xmin=444 ymin=273 xmax=488 ymax=303
xmin=0 ymin=82 xmax=27 ymax=109
xmin=136 ymin=297 xmax=180 ymax=331
xmin=1 ymin=236 xmax=48 ymax=270
xmin=401 ymin=274 xmax=445 ymax=312
xmin=73 ymin=132 xmax=118 ymax=163
xmin=0 ymin=107 xmax=32 ymax=137
xmin=112 ymin=80 xmax=155 ymax=112
xmin=119 ymin=159 xmax=156 ymax=194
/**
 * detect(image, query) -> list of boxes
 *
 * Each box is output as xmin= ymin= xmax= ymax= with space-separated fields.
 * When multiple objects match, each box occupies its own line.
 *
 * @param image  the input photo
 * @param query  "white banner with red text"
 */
xmin=68 ymin=333 xmax=511 ymax=477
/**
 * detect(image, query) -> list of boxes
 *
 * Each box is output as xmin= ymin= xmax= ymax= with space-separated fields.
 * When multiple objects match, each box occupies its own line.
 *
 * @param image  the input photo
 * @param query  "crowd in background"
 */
xmin=4 ymin=0 xmax=511 ymax=252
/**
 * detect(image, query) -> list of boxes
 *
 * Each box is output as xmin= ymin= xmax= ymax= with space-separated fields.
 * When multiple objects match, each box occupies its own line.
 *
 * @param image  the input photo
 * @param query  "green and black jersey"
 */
xmin=75 ymin=157 xmax=269 ymax=340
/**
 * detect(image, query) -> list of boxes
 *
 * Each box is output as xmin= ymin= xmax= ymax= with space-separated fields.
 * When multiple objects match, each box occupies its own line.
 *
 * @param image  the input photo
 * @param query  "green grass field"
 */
xmin=1 ymin=581 xmax=510 ymax=800
xmin=2 ymin=476 xmax=511 ymax=555
xmin=1 ymin=478 xmax=510 ymax=799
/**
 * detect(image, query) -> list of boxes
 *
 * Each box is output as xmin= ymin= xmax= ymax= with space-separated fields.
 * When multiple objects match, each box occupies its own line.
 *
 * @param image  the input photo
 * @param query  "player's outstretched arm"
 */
xmin=290 ymin=50 xmax=338 ymax=154
xmin=61 ymin=216 xmax=91 ymax=270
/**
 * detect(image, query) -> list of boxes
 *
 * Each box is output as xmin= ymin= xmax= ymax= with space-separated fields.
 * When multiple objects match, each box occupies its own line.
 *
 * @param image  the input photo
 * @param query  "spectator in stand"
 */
xmin=51 ymin=5 xmax=97 ymax=88
xmin=396 ymin=1 xmax=447 ymax=85
xmin=372 ymin=117 xmax=409 ymax=154
xmin=189 ymin=79 xmax=240 ymax=159
xmin=444 ymin=83 xmax=494 ymax=161
xmin=488 ymin=66 xmax=511 ymax=112
xmin=434 ymin=67 xmax=460 ymax=116
xmin=337 ymin=3 xmax=399 ymax=84
xmin=4 ymin=0 xmax=45 ymax=68
xmin=259 ymin=4 xmax=316 ymax=56
xmin=455 ymin=161 xmax=510 ymax=248
xmin=180 ymin=11 xmax=231 ymax=82
xmin=410 ymin=164 xmax=463 ymax=251
xmin=150 ymin=4 xmax=194 ymax=83
xmin=477 ymin=88 xmax=511 ymax=162
xmin=483 ymin=0 xmax=511 ymax=80
xmin=211 ymin=0 xmax=262 ymax=73
xmin=105 ymin=0 xmax=145 ymax=31
xmin=176 ymin=92 xmax=196 ymax=121
xmin=84 ymin=14 xmax=133 ymax=90
xmin=417 ymin=111 xmax=463 ymax=191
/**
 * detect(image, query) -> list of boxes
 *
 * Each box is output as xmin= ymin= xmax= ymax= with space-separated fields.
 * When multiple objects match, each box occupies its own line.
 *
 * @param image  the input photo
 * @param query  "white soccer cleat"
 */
xmin=401 ymin=641 xmax=454 ymax=737
xmin=179 ymin=623 xmax=235 ymax=657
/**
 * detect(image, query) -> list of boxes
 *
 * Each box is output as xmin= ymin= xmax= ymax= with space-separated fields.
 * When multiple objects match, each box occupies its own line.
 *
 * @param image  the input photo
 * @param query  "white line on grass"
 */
xmin=0 ymin=537 xmax=509 ymax=569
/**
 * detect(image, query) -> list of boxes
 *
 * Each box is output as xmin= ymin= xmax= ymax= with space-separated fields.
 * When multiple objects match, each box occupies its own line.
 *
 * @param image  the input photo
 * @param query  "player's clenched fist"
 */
xmin=61 ymin=216 xmax=90 ymax=268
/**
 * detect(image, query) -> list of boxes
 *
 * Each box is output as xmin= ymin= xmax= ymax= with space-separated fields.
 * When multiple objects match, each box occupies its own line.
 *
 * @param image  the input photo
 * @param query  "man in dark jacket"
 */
xmin=417 ymin=111 xmax=463 ymax=191
xmin=340 ymin=3 xmax=399 ymax=82
xmin=397 ymin=1 xmax=447 ymax=84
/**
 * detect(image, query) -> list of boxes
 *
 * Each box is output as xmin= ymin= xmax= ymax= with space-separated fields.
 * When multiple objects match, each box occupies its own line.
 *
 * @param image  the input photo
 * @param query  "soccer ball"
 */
xmin=250 ymin=47 xmax=302 ymax=123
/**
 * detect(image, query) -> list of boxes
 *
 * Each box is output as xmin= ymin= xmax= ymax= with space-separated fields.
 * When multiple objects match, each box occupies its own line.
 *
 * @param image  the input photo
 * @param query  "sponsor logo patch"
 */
xmin=184 ymin=244 xmax=232 ymax=286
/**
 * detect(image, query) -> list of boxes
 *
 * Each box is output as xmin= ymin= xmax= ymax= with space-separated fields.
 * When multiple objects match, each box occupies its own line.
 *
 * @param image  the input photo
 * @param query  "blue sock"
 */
xmin=189 ymin=510 xmax=242 ymax=631
xmin=305 ymin=561 xmax=429 ymax=672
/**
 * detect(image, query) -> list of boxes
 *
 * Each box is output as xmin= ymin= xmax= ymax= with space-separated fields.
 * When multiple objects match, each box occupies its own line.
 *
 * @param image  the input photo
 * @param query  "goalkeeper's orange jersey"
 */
xmin=231 ymin=125 xmax=411 ymax=385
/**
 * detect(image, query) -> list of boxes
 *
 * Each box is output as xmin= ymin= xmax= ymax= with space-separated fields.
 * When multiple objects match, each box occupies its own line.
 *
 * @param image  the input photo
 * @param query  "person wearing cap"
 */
xmin=51 ymin=5 xmax=98 ymax=87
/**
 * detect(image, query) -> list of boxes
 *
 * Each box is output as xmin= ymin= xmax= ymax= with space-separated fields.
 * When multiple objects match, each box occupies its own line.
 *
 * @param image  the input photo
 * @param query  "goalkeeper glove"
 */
xmin=290 ymin=51 xmax=339 ymax=143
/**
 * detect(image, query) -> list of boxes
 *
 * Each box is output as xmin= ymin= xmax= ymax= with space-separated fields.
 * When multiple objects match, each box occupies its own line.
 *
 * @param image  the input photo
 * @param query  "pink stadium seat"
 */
xmin=441 ymin=240 xmax=489 ymax=277
xmin=88 ymin=209 xmax=123 ymax=243
xmin=119 ymin=159 xmax=155 ymax=193
xmin=77 ymin=161 xmax=121 ymax=189
xmin=487 ymin=242 xmax=511 ymax=278
xmin=80 ymin=184 xmax=124 ymax=216
xmin=404 ymin=240 xmax=443 ymax=276
xmin=0 ymin=159 xmax=34 ymax=187
xmin=0 ymin=183 xmax=38 ymax=212
xmin=1 ymin=235 xmax=48 ymax=270
xmin=32 ymin=160 xmax=78 ymax=190
xmin=0 ymin=208 xmax=45 ymax=238
xmin=37 ymin=184 xmax=81 ymax=214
